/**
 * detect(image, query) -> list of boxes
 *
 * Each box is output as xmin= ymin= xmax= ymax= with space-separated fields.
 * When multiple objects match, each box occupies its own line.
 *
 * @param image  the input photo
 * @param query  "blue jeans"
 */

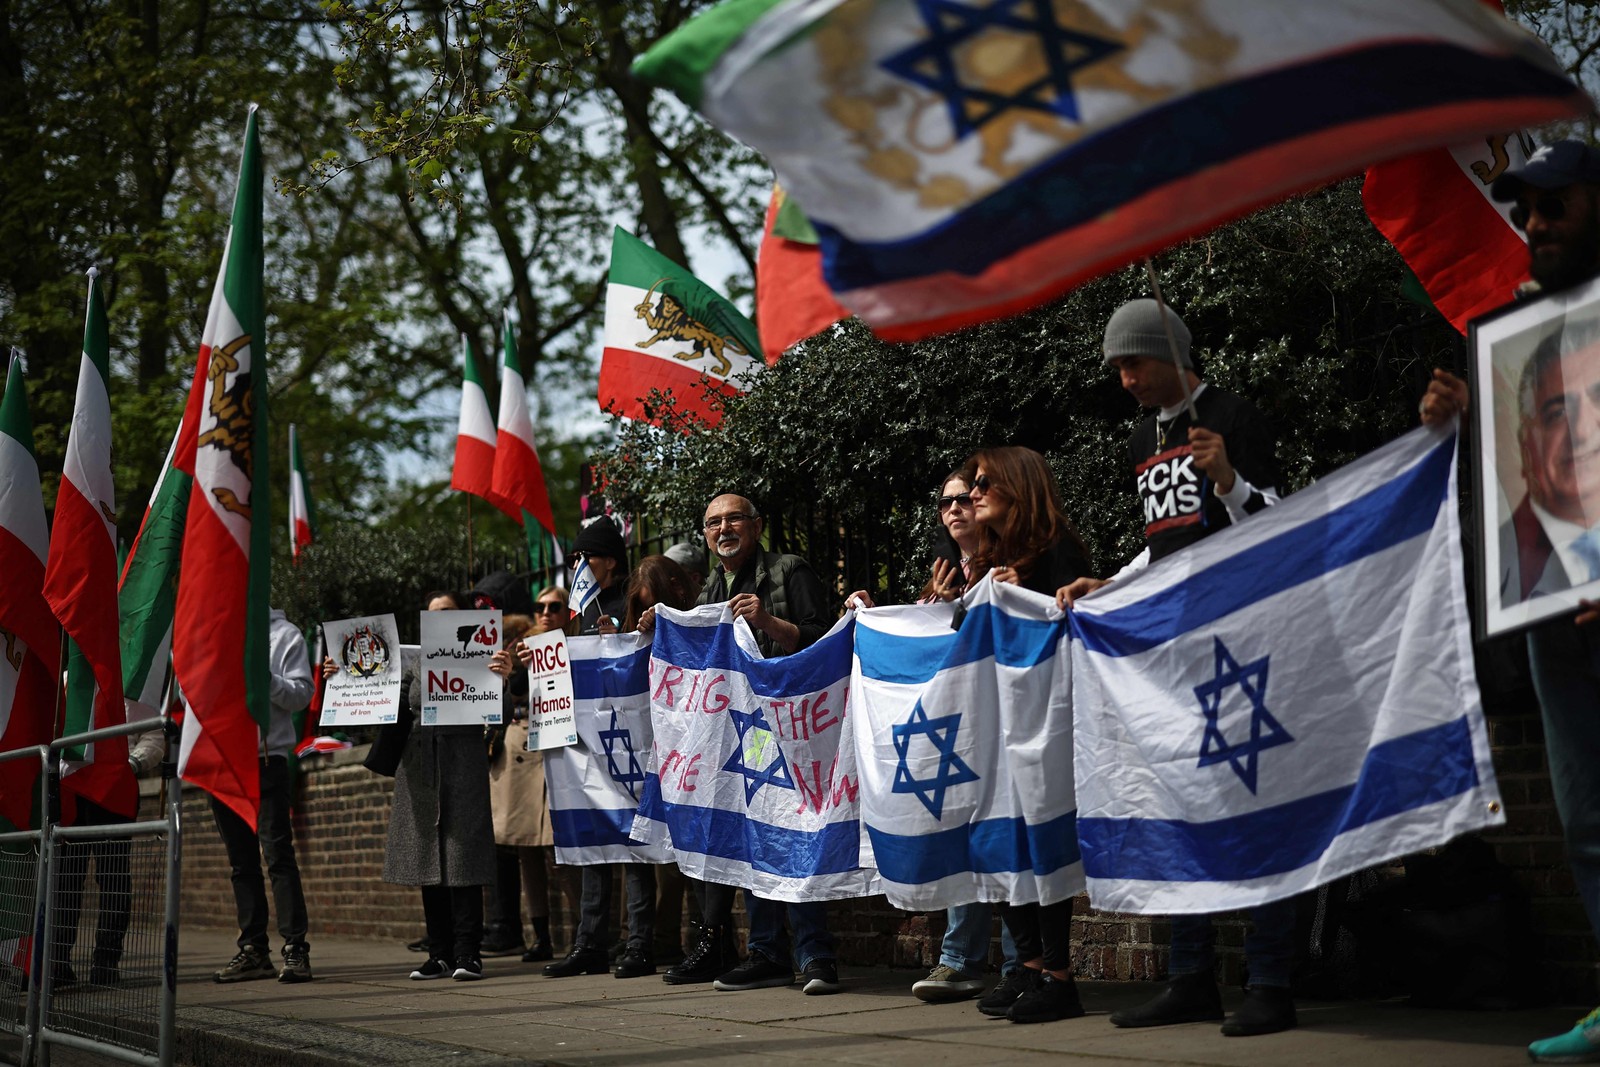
xmin=745 ymin=893 xmax=834 ymax=971
xmin=940 ymin=902 xmax=1019 ymax=974
xmin=578 ymin=864 xmax=656 ymax=952
xmin=1168 ymin=899 xmax=1296 ymax=989
xmin=1529 ymin=623 xmax=1600 ymax=945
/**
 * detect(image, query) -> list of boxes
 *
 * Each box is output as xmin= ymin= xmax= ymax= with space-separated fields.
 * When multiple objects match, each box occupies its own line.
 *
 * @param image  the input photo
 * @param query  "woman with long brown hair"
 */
xmin=964 ymin=446 xmax=1093 ymax=1025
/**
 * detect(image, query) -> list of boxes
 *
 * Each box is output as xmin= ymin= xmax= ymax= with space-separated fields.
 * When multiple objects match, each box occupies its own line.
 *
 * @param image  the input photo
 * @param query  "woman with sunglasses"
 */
xmin=964 ymin=446 xmax=1093 ymax=1025
xmin=488 ymin=587 xmax=577 ymax=965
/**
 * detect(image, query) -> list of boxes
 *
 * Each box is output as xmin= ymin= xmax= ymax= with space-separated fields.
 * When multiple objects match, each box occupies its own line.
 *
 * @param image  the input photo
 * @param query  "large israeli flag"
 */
xmin=633 ymin=604 xmax=878 ymax=902
xmin=1070 ymin=425 xmax=1504 ymax=914
xmin=854 ymin=582 xmax=1083 ymax=911
xmin=545 ymin=632 xmax=671 ymax=865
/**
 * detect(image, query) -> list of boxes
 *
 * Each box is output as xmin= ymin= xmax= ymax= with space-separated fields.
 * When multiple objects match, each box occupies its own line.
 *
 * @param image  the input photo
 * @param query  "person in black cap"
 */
xmin=1425 ymin=139 xmax=1600 ymax=1065
xmin=570 ymin=517 xmax=629 ymax=635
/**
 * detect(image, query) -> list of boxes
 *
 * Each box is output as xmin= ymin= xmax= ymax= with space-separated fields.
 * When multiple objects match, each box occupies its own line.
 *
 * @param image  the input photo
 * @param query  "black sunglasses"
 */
xmin=535 ymin=602 xmax=566 ymax=614
xmin=1511 ymin=193 xmax=1568 ymax=231
xmin=937 ymin=492 xmax=973 ymax=512
xmin=971 ymin=474 xmax=994 ymax=493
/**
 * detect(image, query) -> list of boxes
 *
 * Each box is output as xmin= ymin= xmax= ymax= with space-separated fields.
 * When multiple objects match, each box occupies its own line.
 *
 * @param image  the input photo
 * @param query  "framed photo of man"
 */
xmin=1472 ymin=274 xmax=1600 ymax=639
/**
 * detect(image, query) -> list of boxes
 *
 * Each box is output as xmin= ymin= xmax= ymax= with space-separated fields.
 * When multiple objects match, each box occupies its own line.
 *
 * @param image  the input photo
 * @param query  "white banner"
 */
xmin=523 ymin=628 xmax=577 ymax=750
xmin=419 ymin=610 xmax=503 ymax=726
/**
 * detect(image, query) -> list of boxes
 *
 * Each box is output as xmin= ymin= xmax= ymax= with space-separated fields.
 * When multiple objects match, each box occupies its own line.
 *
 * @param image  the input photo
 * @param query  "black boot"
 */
xmin=1109 ymin=971 xmax=1224 ymax=1028
xmin=1220 ymin=985 xmax=1296 ymax=1036
xmin=542 ymin=941 xmax=609 ymax=978
xmin=663 ymin=923 xmax=729 ymax=985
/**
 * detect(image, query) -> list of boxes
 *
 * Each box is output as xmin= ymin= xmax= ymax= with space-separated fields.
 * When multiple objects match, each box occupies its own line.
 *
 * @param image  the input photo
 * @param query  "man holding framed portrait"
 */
xmin=1428 ymin=139 xmax=1600 ymax=1064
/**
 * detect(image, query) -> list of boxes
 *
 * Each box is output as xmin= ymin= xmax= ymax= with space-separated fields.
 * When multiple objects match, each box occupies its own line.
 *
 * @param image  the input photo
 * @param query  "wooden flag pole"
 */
xmin=1143 ymin=257 xmax=1199 ymax=423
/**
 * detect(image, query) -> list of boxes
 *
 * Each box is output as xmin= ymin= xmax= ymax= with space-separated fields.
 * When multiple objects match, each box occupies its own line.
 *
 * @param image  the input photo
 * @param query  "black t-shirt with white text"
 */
xmin=1126 ymin=386 xmax=1280 ymax=564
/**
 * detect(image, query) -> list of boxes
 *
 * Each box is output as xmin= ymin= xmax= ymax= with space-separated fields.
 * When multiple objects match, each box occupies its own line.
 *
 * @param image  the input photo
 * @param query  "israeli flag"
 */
xmin=568 ymin=557 xmax=600 ymax=616
xmin=633 ymin=604 xmax=878 ymax=902
xmin=1070 ymin=426 xmax=1504 ymax=915
xmin=545 ymin=632 xmax=670 ymax=865
xmin=853 ymin=582 xmax=1083 ymax=911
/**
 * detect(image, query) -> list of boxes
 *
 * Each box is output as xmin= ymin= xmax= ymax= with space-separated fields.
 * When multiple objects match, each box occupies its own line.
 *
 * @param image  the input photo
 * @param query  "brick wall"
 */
xmin=158 ymin=704 xmax=1597 ymax=1003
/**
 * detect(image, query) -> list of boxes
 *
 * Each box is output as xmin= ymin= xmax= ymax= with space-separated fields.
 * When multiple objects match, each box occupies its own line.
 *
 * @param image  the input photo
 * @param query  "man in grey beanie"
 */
xmin=1058 ymin=297 xmax=1292 ymax=1037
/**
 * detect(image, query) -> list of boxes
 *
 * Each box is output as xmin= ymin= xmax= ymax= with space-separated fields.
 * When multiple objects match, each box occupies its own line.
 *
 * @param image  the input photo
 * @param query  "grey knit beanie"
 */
xmin=1102 ymin=298 xmax=1192 ymax=369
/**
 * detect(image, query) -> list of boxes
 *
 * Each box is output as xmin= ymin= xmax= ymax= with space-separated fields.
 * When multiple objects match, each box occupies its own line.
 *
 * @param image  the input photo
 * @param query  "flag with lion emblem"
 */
xmin=172 ymin=107 xmax=274 ymax=829
xmin=598 ymin=226 xmax=762 ymax=429
xmin=635 ymin=0 xmax=1587 ymax=342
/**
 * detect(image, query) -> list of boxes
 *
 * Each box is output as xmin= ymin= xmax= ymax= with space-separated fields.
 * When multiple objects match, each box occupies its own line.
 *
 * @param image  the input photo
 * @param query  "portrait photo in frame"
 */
xmin=1472 ymin=274 xmax=1600 ymax=639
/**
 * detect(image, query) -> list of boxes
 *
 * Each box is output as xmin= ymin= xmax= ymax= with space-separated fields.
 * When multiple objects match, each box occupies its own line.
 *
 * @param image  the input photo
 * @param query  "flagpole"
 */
xmin=466 ymin=494 xmax=475 ymax=579
xmin=1142 ymin=257 xmax=1199 ymax=423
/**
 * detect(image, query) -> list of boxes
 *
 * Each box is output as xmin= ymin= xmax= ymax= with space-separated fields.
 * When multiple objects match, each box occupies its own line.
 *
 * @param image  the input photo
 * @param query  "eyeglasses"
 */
xmin=971 ymin=474 xmax=994 ymax=494
xmin=703 ymin=513 xmax=755 ymax=531
xmin=1511 ymin=193 xmax=1568 ymax=230
xmin=937 ymin=493 xmax=974 ymax=512
xmin=535 ymin=602 xmax=566 ymax=614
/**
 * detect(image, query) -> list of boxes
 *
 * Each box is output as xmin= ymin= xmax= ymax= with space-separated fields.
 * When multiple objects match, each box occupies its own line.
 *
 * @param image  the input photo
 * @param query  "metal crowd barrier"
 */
xmin=0 ymin=716 xmax=180 ymax=1067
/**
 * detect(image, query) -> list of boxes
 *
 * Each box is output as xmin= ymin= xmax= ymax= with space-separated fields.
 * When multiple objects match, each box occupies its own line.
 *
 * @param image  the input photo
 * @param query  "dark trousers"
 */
xmin=487 ymin=845 xmax=523 ymax=945
xmin=209 ymin=755 xmax=308 ymax=952
xmin=53 ymin=799 xmax=132 ymax=971
xmin=421 ymin=884 xmax=484 ymax=964
xmin=697 ymin=878 xmax=737 ymax=926
xmin=579 ymin=864 xmax=656 ymax=951
xmin=1000 ymin=899 xmax=1074 ymax=973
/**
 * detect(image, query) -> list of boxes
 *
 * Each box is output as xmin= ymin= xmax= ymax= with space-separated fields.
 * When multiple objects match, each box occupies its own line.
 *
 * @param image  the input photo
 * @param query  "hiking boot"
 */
xmin=521 ymin=940 xmax=553 ymax=963
xmin=977 ymin=969 xmax=1033 ymax=1018
xmin=613 ymin=948 xmax=656 ymax=979
xmin=801 ymin=959 xmax=841 ymax=995
xmin=713 ymin=954 xmax=794 ymax=991
xmin=1531 ymin=1005 xmax=1600 ymax=1063
xmin=1008 ymin=972 xmax=1083 ymax=1024
xmin=1110 ymin=970 xmax=1223 ymax=1028
xmin=278 ymin=944 xmax=312 ymax=984
xmin=452 ymin=957 xmax=486 ymax=981
xmin=213 ymin=946 xmax=276 ymax=983
xmin=663 ymin=923 xmax=733 ymax=985
xmin=409 ymin=957 xmax=451 ymax=980
xmin=912 ymin=964 xmax=984 ymax=1003
xmin=543 ymin=942 xmax=609 ymax=978
xmin=1220 ymin=985 xmax=1296 ymax=1037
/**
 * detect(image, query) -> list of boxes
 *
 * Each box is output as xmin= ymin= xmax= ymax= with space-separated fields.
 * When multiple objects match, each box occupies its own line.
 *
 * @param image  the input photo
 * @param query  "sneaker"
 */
xmin=1008 ymin=972 xmax=1083 ymax=1024
xmin=912 ymin=964 xmax=984 ymax=1003
xmin=409 ymin=957 xmax=451 ymax=980
xmin=406 ymin=936 xmax=430 ymax=953
xmin=88 ymin=964 xmax=119 ymax=987
xmin=1109 ymin=971 xmax=1223 ymax=1028
xmin=1220 ymin=985 xmax=1296 ymax=1037
xmin=1531 ymin=1006 xmax=1600 ymax=1063
xmin=521 ymin=940 xmax=553 ymax=963
xmin=452 ymin=958 xmax=485 ymax=981
xmin=977 ymin=970 xmax=1034 ymax=1018
xmin=543 ymin=942 xmax=609 ymax=978
xmin=663 ymin=924 xmax=734 ymax=986
xmin=713 ymin=954 xmax=795 ymax=991
xmin=278 ymin=944 xmax=313 ymax=984
xmin=801 ymin=959 xmax=841 ymax=995
xmin=613 ymin=948 xmax=656 ymax=979
xmin=213 ymin=946 xmax=276 ymax=984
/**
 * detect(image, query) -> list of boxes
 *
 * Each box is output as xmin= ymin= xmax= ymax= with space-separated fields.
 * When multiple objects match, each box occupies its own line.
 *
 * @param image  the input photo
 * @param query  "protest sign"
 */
xmin=523 ymin=628 xmax=577 ymax=750
xmin=418 ymin=609 xmax=503 ymax=726
xmin=319 ymin=614 xmax=402 ymax=726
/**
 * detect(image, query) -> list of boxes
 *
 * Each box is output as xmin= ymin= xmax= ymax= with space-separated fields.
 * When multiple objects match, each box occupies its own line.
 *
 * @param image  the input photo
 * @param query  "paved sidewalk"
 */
xmin=152 ymin=928 xmax=1583 ymax=1067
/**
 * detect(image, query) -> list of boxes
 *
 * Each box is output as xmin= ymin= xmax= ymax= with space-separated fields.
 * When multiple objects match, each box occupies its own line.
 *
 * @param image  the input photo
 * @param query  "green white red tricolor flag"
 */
xmin=0 ymin=355 xmax=58 ymax=829
xmin=599 ymin=226 xmax=762 ymax=429
xmin=757 ymin=185 xmax=847 ymax=359
xmin=451 ymin=334 xmax=518 ymax=520
xmin=489 ymin=312 xmax=558 ymax=534
xmin=43 ymin=269 xmax=135 ymax=820
xmin=172 ymin=106 xmax=273 ymax=829
xmin=288 ymin=423 xmax=315 ymax=562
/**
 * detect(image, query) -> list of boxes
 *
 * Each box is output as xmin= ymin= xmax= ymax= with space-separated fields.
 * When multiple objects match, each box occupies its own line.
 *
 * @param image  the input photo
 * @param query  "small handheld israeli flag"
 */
xmin=568 ymin=557 xmax=599 ymax=616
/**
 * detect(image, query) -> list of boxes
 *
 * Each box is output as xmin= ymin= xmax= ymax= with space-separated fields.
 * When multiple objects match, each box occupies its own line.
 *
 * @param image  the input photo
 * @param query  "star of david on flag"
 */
xmin=599 ymin=708 xmax=646 ymax=801
xmin=880 ymin=0 xmax=1123 ymax=137
xmin=1192 ymin=638 xmax=1291 ymax=795
xmin=892 ymin=703 xmax=979 ymax=819
xmin=722 ymin=707 xmax=794 ymax=803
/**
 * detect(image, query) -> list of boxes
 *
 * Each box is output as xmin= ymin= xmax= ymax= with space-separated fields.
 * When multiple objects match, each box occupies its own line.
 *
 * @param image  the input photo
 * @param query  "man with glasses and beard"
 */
xmin=1423 ymin=139 xmax=1600 ymax=1064
xmin=658 ymin=493 xmax=840 ymax=995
